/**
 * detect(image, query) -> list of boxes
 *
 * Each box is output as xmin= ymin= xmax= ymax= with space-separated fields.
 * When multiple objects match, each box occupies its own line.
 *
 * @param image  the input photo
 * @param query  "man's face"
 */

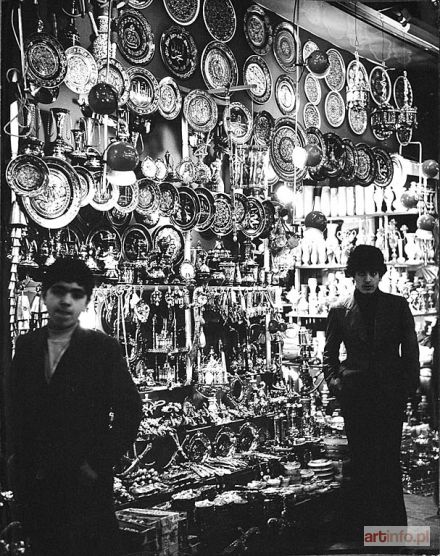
xmin=44 ymin=281 xmax=89 ymax=329
xmin=354 ymin=270 xmax=381 ymax=294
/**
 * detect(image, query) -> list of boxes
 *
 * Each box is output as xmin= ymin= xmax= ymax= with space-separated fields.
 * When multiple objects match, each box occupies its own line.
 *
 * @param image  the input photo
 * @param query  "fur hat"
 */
xmin=345 ymin=245 xmax=387 ymax=277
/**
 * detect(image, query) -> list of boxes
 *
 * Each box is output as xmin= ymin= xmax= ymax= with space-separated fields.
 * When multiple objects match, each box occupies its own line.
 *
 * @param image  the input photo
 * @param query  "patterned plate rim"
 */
xmin=325 ymin=48 xmax=346 ymax=92
xmin=163 ymin=0 xmax=200 ymax=26
xmin=64 ymin=45 xmax=98 ymax=95
xmin=116 ymin=8 xmax=155 ymax=65
xmin=183 ymin=89 xmax=218 ymax=133
xmin=121 ymin=223 xmax=152 ymax=262
xmin=303 ymin=102 xmax=321 ymax=129
xmin=369 ymin=65 xmax=392 ymax=106
xmin=324 ymin=90 xmax=345 ymax=128
xmin=194 ymin=187 xmax=215 ymax=232
xmin=244 ymin=4 xmax=273 ymax=56
xmin=200 ymin=40 xmax=238 ymax=99
xmin=275 ymin=73 xmax=298 ymax=115
xmin=160 ymin=25 xmax=198 ymax=79
xmin=211 ymin=192 xmax=233 ymax=236
xmin=304 ymin=72 xmax=321 ymax=105
xmin=126 ymin=66 xmax=159 ymax=116
xmin=272 ymin=21 xmax=300 ymax=73
xmin=152 ymin=224 xmax=185 ymax=264
xmin=203 ymin=0 xmax=237 ymax=43
xmin=243 ymin=54 xmax=272 ymax=104
xmin=170 ymin=185 xmax=201 ymax=231
xmin=223 ymin=101 xmax=253 ymax=144
xmin=158 ymin=76 xmax=182 ymax=120
xmin=97 ymin=59 xmax=131 ymax=106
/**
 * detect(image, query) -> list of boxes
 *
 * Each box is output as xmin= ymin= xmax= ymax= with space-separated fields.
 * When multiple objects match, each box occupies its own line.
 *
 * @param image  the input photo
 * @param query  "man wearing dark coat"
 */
xmin=9 ymin=258 xmax=143 ymax=555
xmin=323 ymin=245 xmax=420 ymax=530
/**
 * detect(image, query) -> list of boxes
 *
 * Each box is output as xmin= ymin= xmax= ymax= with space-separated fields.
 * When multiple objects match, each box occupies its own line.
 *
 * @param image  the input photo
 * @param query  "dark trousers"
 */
xmin=341 ymin=389 xmax=407 ymax=527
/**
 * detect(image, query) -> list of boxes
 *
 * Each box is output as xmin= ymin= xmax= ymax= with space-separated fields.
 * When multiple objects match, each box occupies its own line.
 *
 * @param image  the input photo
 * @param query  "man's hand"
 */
xmin=79 ymin=461 xmax=98 ymax=484
xmin=328 ymin=376 xmax=343 ymax=397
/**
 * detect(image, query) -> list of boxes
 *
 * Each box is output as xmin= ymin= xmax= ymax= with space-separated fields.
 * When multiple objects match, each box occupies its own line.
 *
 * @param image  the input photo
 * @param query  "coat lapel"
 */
xmin=373 ymin=291 xmax=389 ymax=343
xmin=344 ymin=294 xmax=369 ymax=343
xmin=48 ymin=326 xmax=91 ymax=381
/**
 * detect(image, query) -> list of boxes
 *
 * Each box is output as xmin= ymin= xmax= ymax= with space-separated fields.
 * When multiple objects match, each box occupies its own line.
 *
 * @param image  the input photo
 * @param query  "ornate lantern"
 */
xmin=346 ymin=51 xmax=369 ymax=111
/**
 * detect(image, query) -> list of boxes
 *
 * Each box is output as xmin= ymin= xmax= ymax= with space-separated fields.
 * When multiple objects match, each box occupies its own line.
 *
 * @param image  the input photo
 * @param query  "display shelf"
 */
xmin=286 ymin=310 xmax=437 ymax=319
xmin=295 ymin=265 xmax=345 ymax=270
xmin=292 ymin=210 xmax=419 ymax=223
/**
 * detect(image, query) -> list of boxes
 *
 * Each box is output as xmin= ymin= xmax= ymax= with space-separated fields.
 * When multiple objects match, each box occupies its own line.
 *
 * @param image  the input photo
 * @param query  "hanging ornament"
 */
xmin=422 ymin=159 xmax=439 ymax=178
xmin=88 ymin=82 xmax=118 ymax=115
xmin=305 ymin=143 xmax=323 ymax=167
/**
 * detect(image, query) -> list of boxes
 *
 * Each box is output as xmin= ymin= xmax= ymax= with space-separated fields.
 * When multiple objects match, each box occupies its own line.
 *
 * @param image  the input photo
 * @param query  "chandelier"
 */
xmin=396 ymin=71 xmax=418 ymax=132
xmin=370 ymin=67 xmax=398 ymax=140
xmin=346 ymin=51 xmax=369 ymax=110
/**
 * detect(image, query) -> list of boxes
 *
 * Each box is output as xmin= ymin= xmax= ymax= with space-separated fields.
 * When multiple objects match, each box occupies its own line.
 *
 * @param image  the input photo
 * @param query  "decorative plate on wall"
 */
xmin=253 ymin=110 xmax=274 ymax=146
xmin=243 ymin=55 xmax=272 ymax=104
xmin=241 ymin=196 xmax=266 ymax=238
xmin=244 ymin=4 xmax=272 ymax=55
xmin=346 ymin=59 xmax=369 ymax=92
xmin=201 ymin=41 xmax=238 ymax=98
xmin=339 ymin=138 xmax=358 ymax=186
xmin=158 ymin=181 xmax=179 ymax=217
xmin=128 ymin=0 xmax=153 ymax=8
xmin=157 ymin=76 xmax=182 ymax=120
xmin=160 ymin=25 xmax=198 ymax=79
xmin=369 ymin=65 xmax=392 ymax=105
xmin=211 ymin=192 xmax=233 ymax=236
xmin=393 ymin=74 xmax=413 ymax=108
xmin=6 ymin=154 xmax=49 ymax=197
xmin=325 ymin=48 xmax=346 ymax=92
xmin=89 ymin=177 xmax=120 ymax=212
xmin=203 ymin=0 xmax=236 ymax=43
xmin=223 ymin=102 xmax=253 ymax=144
xmin=270 ymin=117 xmax=307 ymax=182
xmin=306 ymin=126 xmax=326 ymax=181
xmin=64 ymin=46 xmax=98 ymax=95
xmin=348 ymin=107 xmax=367 ymax=135
xmin=22 ymin=157 xmax=81 ymax=229
xmin=170 ymin=185 xmax=200 ymax=231
xmin=97 ymin=59 xmax=131 ymax=106
xmin=176 ymin=157 xmax=197 ymax=184
xmin=116 ymin=9 xmax=155 ymax=65
xmin=183 ymin=89 xmax=218 ymax=133
xmin=135 ymin=178 xmax=160 ymax=215
xmin=233 ymin=192 xmax=248 ymax=231
xmin=354 ymin=143 xmax=376 ymax=187
xmin=304 ymin=73 xmax=321 ymax=105
xmin=25 ymin=32 xmax=68 ymax=88
xmin=163 ymin=0 xmax=200 ymax=26
xmin=153 ymin=225 xmax=184 ymax=264
xmin=324 ymin=91 xmax=345 ymax=127
xmin=302 ymin=39 xmax=319 ymax=66
xmin=372 ymin=147 xmax=394 ymax=188
xmin=73 ymin=165 xmax=95 ymax=207
xmin=214 ymin=427 xmax=236 ymax=457
xmin=121 ymin=224 xmax=152 ymax=262
xmin=126 ymin=67 xmax=159 ymax=115
xmin=107 ymin=207 xmax=131 ymax=228
xmin=321 ymin=132 xmax=346 ymax=179
xmin=273 ymin=22 xmax=299 ymax=73
xmin=183 ymin=432 xmax=211 ymax=463
xmin=275 ymin=74 xmax=297 ymax=115
xmin=303 ymin=102 xmax=321 ymax=129
xmin=87 ymin=226 xmax=122 ymax=259
xmin=195 ymin=187 xmax=215 ymax=232
xmin=114 ymin=182 xmax=139 ymax=214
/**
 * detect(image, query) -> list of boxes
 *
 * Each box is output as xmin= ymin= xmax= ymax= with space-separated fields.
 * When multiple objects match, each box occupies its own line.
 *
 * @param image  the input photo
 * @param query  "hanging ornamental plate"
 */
xmin=158 ymin=76 xmax=182 ymax=120
xmin=393 ymin=74 xmax=413 ymax=109
xmin=195 ymin=187 xmax=215 ymax=232
xmin=232 ymin=192 xmax=248 ymax=231
xmin=183 ymin=432 xmax=212 ymax=463
xmin=134 ymin=209 xmax=160 ymax=228
xmin=170 ymin=186 xmax=200 ymax=231
xmin=306 ymin=126 xmax=326 ymax=181
xmin=97 ymin=59 xmax=131 ymax=106
xmin=122 ymin=224 xmax=152 ymax=262
xmin=223 ymin=102 xmax=253 ymax=144
xmin=211 ymin=192 xmax=233 ymax=236
xmin=243 ymin=55 xmax=272 ymax=104
xmin=369 ymin=66 xmax=392 ymax=106
xmin=201 ymin=41 xmax=238 ymax=98
xmin=214 ymin=427 xmax=236 ymax=457
xmin=348 ymin=107 xmax=367 ymax=135
xmin=304 ymin=73 xmax=321 ymax=105
xmin=116 ymin=9 xmax=155 ymax=65
xmin=354 ymin=143 xmax=376 ymax=187
xmin=73 ymin=165 xmax=95 ymax=207
xmin=136 ymin=178 xmax=160 ymax=215
xmin=322 ymin=132 xmax=346 ymax=179
xmin=127 ymin=67 xmax=159 ymax=115
xmin=275 ymin=74 xmax=298 ymax=115
xmin=128 ymin=0 xmax=153 ymax=8
xmin=141 ymin=156 xmax=157 ymax=179
xmin=153 ymin=225 xmax=184 ymax=264
xmin=302 ymin=39 xmax=319 ymax=67
xmin=303 ymin=102 xmax=321 ymax=129
xmin=25 ymin=32 xmax=68 ymax=88
xmin=22 ymin=157 xmax=81 ymax=229
xmin=115 ymin=182 xmax=139 ymax=214
xmin=176 ymin=157 xmax=197 ymax=184
xmin=64 ymin=46 xmax=98 ymax=95
xmin=372 ymin=147 xmax=394 ymax=188
xmin=158 ymin=181 xmax=179 ymax=217
xmin=325 ymin=48 xmax=346 ymax=92
xmin=253 ymin=110 xmax=274 ymax=146
xmin=244 ymin=4 xmax=273 ymax=56
xmin=270 ymin=116 xmax=307 ymax=182
xmin=89 ymin=176 xmax=120 ymax=211
xmin=164 ymin=0 xmax=200 ymax=26
xmin=241 ymin=196 xmax=266 ymax=239
xmin=346 ymin=59 xmax=369 ymax=93
xmin=203 ymin=0 xmax=236 ymax=43
xmin=396 ymin=126 xmax=412 ymax=146
xmin=237 ymin=422 xmax=259 ymax=452
xmin=339 ymin=138 xmax=358 ymax=186
xmin=370 ymin=109 xmax=393 ymax=142
xmin=183 ymin=89 xmax=218 ymax=133
xmin=6 ymin=154 xmax=49 ymax=197
xmin=325 ymin=91 xmax=345 ymax=127
xmin=160 ymin=25 xmax=198 ymax=79
xmin=87 ymin=226 xmax=122 ymax=260
xmin=107 ymin=207 xmax=131 ymax=228
xmin=273 ymin=21 xmax=299 ymax=73
xmin=155 ymin=158 xmax=168 ymax=181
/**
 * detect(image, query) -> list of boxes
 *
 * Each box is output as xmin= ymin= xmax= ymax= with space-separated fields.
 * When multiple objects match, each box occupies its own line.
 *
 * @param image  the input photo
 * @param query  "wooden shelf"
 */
xmin=292 ymin=210 xmax=419 ymax=222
